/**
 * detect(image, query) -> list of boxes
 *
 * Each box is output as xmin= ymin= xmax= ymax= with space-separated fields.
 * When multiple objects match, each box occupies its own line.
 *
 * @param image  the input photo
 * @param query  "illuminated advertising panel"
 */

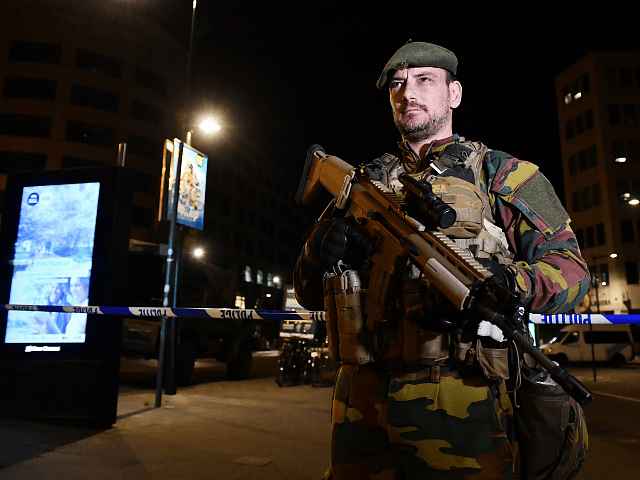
xmin=4 ymin=183 xmax=100 ymax=344
xmin=160 ymin=138 xmax=208 ymax=230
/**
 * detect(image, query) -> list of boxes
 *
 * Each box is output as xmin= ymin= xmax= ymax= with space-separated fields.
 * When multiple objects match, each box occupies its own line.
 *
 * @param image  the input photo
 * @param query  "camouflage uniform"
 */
xmin=295 ymin=134 xmax=590 ymax=480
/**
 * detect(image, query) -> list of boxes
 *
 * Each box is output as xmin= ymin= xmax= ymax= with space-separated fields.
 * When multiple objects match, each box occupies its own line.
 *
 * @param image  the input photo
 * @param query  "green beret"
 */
xmin=376 ymin=41 xmax=458 ymax=90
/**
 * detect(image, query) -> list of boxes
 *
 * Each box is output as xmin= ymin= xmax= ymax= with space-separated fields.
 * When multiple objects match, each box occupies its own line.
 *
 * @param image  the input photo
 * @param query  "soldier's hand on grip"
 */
xmin=310 ymin=217 xmax=374 ymax=269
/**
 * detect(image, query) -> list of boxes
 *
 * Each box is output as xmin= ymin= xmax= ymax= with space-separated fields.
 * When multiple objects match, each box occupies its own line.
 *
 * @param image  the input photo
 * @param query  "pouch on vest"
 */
xmin=324 ymin=263 xmax=375 ymax=364
xmin=476 ymin=339 xmax=510 ymax=381
xmin=322 ymin=270 xmax=341 ymax=361
xmin=512 ymin=366 xmax=588 ymax=480
xmin=401 ymin=279 xmax=450 ymax=366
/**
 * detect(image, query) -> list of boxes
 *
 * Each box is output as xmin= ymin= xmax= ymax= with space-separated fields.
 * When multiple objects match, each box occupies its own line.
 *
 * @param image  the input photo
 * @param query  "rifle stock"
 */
xmin=296 ymin=145 xmax=594 ymax=406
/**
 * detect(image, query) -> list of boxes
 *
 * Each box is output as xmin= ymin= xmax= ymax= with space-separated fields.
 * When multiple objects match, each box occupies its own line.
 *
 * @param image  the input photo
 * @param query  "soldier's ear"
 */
xmin=450 ymin=81 xmax=462 ymax=109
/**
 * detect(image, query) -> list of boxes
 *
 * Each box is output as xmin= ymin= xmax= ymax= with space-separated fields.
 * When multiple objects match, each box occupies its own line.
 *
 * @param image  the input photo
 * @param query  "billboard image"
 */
xmin=4 ymin=182 xmax=100 ymax=344
xmin=161 ymin=139 xmax=208 ymax=230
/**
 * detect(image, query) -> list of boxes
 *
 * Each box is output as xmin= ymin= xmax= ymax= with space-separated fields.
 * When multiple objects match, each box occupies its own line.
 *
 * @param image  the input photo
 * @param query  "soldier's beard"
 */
xmin=394 ymin=102 xmax=450 ymax=142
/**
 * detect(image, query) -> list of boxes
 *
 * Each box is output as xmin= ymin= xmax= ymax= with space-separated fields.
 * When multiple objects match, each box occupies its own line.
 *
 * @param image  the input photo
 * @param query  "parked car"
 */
xmin=540 ymin=324 xmax=635 ymax=367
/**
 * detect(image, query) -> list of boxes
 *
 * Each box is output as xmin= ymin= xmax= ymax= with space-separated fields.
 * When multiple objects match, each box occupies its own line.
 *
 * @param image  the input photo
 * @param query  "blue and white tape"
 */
xmin=3 ymin=304 xmax=640 ymax=324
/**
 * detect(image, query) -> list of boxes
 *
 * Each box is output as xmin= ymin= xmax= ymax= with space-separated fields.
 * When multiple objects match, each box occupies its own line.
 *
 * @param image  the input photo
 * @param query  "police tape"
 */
xmin=3 ymin=304 xmax=640 ymax=324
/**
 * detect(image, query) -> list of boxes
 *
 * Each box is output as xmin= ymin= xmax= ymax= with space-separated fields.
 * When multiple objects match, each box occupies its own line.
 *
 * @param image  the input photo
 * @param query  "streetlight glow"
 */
xmin=200 ymin=118 xmax=221 ymax=133
xmin=194 ymin=247 xmax=204 ymax=257
xmin=629 ymin=199 xmax=639 ymax=205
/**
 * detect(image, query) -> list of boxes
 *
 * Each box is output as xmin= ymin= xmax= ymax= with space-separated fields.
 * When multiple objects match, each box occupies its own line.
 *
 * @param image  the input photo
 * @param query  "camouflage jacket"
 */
xmin=294 ymin=135 xmax=591 ymax=314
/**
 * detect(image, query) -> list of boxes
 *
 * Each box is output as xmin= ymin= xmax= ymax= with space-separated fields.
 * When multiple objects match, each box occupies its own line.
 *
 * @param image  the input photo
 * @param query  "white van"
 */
xmin=540 ymin=324 xmax=635 ymax=367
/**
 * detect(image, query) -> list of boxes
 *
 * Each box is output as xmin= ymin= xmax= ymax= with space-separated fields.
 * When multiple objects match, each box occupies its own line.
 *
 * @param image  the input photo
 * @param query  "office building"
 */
xmin=556 ymin=51 xmax=640 ymax=314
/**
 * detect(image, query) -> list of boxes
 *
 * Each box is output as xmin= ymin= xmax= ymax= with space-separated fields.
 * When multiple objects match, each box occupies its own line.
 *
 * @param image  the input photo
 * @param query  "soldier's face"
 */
xmin=388 ymin=67 xmax=461 ymax=142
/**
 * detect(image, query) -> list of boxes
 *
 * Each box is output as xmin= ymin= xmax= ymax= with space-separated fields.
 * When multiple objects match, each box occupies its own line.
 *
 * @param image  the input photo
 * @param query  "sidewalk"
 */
xmin=0 ymin=354 xmax=334 ymax=480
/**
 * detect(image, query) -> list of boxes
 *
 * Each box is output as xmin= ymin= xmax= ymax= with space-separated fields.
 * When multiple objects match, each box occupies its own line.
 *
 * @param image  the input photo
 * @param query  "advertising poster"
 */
xmin=4 ymin=183 xmax=100 ymax=344
xmin=166 ymin=139 xmax=208 ymax=230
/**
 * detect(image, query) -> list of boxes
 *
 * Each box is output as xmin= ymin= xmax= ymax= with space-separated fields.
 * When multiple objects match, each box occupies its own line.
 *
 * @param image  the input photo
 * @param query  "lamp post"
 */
xmin=155 ymin=0 xmax=199 ymax=408
xmin=589 ymin=252 xmax=617 ymax=381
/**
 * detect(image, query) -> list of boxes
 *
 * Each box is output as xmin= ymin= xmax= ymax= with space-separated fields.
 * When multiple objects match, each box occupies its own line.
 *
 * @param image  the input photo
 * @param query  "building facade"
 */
xmin=556 ymin=51 xmax=640 ymax=314
xmin=0 ymin=0 xmax=314 ymax=310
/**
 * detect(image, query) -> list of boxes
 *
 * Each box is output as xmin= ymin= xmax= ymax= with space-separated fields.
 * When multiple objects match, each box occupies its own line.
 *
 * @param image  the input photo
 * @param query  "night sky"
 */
xmin=134 ymin=0 xmax=640 ymax=204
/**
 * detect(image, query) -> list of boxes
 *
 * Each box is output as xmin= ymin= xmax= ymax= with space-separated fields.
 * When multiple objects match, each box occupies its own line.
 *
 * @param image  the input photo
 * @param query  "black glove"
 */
xmin=475 ymin=258 xmax=516 ymax=290
xmin=309 ymin=217 xmax=374 ymax=269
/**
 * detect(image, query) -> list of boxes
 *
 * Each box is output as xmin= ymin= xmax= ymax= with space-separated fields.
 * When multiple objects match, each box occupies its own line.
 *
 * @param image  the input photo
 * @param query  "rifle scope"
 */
xmin=399 ymin=173 xmax=456 ymax=230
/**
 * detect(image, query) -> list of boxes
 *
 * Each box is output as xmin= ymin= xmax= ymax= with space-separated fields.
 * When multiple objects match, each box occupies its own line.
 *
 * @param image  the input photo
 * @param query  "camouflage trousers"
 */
xmin=325 ymin=363 xmax=516 ymax=480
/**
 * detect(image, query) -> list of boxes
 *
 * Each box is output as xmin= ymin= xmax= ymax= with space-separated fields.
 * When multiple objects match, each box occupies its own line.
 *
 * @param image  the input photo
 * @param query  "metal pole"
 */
xmin=591 ymin=259 xmax=600 ymax=382
xmin=155 ymin=0 xmax=198 ymax=408
xmin=118 ymin=142 xmax=126 ymax=167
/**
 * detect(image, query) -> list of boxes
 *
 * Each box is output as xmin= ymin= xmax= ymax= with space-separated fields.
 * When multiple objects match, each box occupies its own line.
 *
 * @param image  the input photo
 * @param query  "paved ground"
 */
xmin=0 ymin=352 xmax=333 ymax=480
xmin=1 ymin=354 xmax=639 ymax=480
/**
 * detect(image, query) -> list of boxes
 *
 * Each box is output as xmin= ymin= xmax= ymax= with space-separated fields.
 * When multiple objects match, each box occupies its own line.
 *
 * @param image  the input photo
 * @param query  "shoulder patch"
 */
xmin=514 ymin=172 xmax=569 ymax=234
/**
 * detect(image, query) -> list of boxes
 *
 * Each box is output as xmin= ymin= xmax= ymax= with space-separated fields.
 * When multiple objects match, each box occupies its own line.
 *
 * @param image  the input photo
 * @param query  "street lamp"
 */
xmin=156 ymin=0 xmax=199 ymax=407
xmin=588 ymin=252 xmax=617 ymax=381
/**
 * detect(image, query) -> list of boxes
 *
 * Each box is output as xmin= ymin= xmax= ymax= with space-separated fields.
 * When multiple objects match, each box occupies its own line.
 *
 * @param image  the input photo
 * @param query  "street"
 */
xmin=1 ymin=353 xmax=638 ymax=479
xmin=118 ymin=354 xmax=640 ymax=480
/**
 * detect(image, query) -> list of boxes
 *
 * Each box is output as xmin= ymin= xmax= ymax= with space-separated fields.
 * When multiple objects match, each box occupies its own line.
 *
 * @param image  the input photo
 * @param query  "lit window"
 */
xmin=267 ymin=272 xmax=273 ymax=287
xmin=574 ymin=92 xmax=582 ymax=100
xmin=564 ymin=93 xmax=572 ymax=105
xmin=244 ymin=266 xmax=252 ymax=283
xmin=235 ymin=296 xmax=246 ymax=309
xmin=256 ymin=269 xmax=263 ymax=285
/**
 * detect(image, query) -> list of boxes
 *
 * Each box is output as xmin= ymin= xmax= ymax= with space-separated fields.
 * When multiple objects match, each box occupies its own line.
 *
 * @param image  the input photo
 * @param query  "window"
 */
xmin=3 ymin=77 xmax=56 ymax=100
xmin=628 ymin=141 xmax=640 ymax=163
xmin=565 ymin=120 xmax=574 ymax=139
xmin=235 ymin=296 xmax=246 ymax=309
xmin=135 ymin=66 xmax=167 ymax=96
xmin=621 ymin=220 xmax=635 ymax=242
xmin=584 ymin=109 xmax=594 ymax=130
xmin=588 ymin=145 xmax=598 ymax=167
xmin=563 ymin=85 xmax=571 ymax=104
xmin=578 ymin=149 xmax=588 ymax=171
xmin=613 ymin=141 xmax=626 ymax=163
xmin=620 ymin=68 xmax=633 ymax=87
xmin=9 ymin=41 xmax=61 ymax=64
xmin=626 ymin=261 xmax=639 ymax=285
xmin=70 ymin=84 xmax=119 ymax=112
xmin=0 ymin=114 xmax=51 ymax=138
xmin=582 ymin=187 xmax=591 ymax=209
xmin=582 ymin=73 xmax=591 ymax=93
xmin=608 ymin=104 xmax=622 ymax=124
xmin=568 ymin=155 xmax=577 ymax=175
xmin=131 ymin=100 xmax=164 ymax=127
xmin=0 ymin=151 xmax=47 ymax=173
xmin=589 ymin=265 xmax=598 ymax=286
xmin=256 ymin=269 xmax=264 ymax=285
xmin=575 ymin=229 xmax=584 ymax=249
xmin=75 ymin=50 xmax=123 ymax=79
xmin=593 ymin=183 xmax=602 ymax=206
xmin=623 ymin=104 xmax=637 ymax=124
xmin=571 ymin=79 xmax=580 ymax=99
xmin=66 ymin=120 xmax=114 ymax=147
xmin=564 ymin=331 xmax=580 ymax=345
xmin=617 ymin=179 xmax=630 ymax=201
xmin=604 ymin=67 xmax=617 ymax=87
xmin=596 ymin=223 xmax=605 ymax=245
xmin=244 ymin=266 xmax=252 ymax=283
xmin=586 ymin=226 xmax=595 ymax=248
xmin=575 ymin=114 xmax=584 ymax=135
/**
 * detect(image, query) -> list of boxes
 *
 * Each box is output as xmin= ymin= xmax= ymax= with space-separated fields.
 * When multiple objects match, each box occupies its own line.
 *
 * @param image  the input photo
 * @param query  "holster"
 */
xmin=323 ymin=265 xmax=375 ymax=364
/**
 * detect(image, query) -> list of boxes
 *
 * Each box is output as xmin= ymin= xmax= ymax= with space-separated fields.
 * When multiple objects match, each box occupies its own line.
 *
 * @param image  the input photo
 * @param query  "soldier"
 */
xmin=294 ymin=41 xmax=590 ymax=480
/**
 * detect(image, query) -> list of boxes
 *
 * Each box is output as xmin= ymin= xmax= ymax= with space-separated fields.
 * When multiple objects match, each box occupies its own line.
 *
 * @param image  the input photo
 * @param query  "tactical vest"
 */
xmin=323 ymin=139 xmax=513 ymax=377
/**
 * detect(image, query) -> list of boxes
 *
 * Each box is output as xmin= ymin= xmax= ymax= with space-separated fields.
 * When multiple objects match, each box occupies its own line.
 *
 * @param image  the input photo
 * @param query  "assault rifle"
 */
xmin=296 ymin=144 xmax=593 ymax=407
